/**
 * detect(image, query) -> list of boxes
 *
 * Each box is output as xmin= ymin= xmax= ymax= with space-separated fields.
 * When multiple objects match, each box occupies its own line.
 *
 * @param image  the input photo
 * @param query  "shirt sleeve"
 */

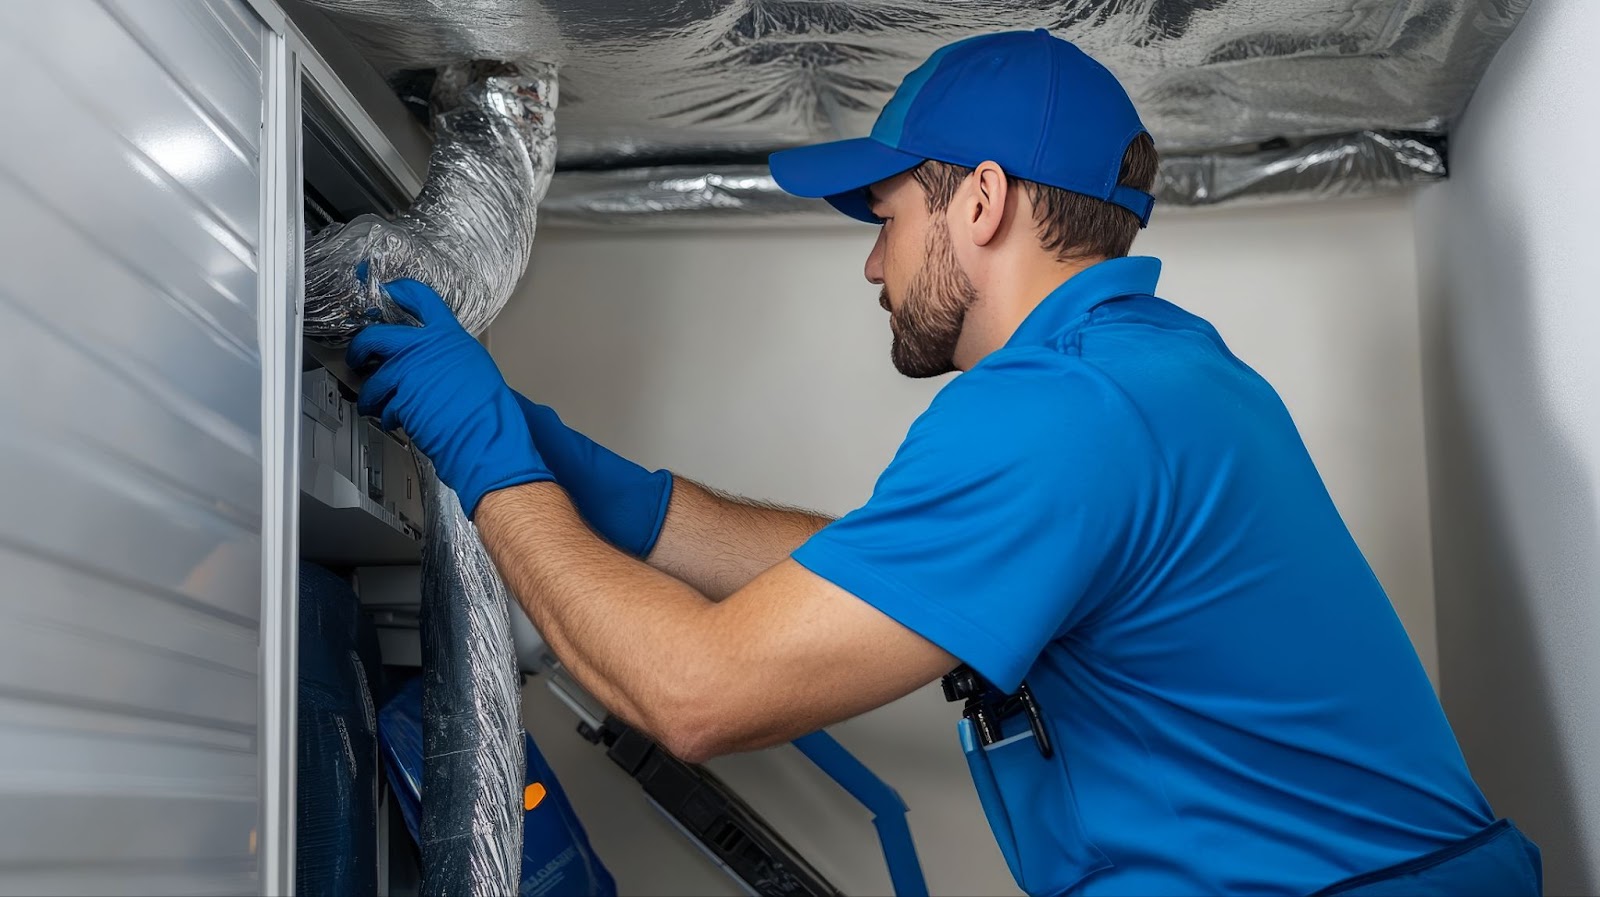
xmin=791 ymin=349 xmax=1166 ymax=692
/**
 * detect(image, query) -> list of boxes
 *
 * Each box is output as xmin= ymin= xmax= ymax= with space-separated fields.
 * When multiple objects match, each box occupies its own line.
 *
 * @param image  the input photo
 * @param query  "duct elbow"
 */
xmin=302 ymin=61 xmax=557 ymax=342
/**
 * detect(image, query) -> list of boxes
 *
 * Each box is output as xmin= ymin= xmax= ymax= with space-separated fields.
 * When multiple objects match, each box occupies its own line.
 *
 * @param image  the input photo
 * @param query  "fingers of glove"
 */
xmin=347 ymin=323 xmax=426 ymax=370
xmin=353 ymin=346 xmax=415 ymax=420
xmin=380 ymin=400 xmax=404 ymax=434
xmin=382 ymin=278 xmax=455 ymax=326
xmin=355 ymin=370 xmax=398 ymax=421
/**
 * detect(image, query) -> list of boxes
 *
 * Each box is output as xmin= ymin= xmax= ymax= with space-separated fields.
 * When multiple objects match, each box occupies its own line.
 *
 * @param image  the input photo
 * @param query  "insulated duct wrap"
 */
xmin=302 ymin=62 xmax=557 ymax=897
xmin=540 ymin=130 xmax=1447 ymax=228
xmin=300 ymin=0 xmax=1528 ymax=216
xmin=304 ymin=62 xmax=556 ymax=341
xmin=414 ymin=455 xmax=524 ymax=896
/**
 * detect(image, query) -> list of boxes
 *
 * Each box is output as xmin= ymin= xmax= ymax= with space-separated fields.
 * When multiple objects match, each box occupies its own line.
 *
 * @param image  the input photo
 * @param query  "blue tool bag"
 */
xmin=297 ymin=563 xmax=385 ymax=897
xmin=379 ymin=677 xmax=618 ymax=897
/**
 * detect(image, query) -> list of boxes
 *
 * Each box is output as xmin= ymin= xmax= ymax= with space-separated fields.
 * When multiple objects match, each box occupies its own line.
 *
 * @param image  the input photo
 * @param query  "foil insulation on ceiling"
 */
xmin=300 ymin=0 xmax=1527 ymax=217
xmin=539 ymin=130 xmax=1446 ymax=228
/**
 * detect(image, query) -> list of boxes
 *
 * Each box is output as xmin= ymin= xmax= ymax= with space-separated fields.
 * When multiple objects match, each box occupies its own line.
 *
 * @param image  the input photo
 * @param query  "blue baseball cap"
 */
xmin=769 ymin=29 xmax=1154 ymax=227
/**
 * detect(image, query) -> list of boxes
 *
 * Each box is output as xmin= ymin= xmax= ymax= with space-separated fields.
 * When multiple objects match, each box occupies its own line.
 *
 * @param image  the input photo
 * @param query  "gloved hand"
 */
xmin=347 ymin=278 xmax=553 ymax=517
xmin=513 ymin=394 xmax=674 ymax=558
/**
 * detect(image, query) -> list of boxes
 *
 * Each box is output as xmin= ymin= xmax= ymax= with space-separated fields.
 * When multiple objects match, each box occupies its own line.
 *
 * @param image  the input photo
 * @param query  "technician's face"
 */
xmin=864 ymin=172 xmax=979 ymax=379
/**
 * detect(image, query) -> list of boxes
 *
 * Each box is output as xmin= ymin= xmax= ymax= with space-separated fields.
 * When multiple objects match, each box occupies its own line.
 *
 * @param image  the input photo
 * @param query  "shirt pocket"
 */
xmin=961 ymin=714 xmax=1113 ymax=896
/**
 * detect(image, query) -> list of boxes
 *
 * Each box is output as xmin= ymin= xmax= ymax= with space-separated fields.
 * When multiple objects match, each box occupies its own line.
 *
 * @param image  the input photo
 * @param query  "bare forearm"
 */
xmin=477 ymin=481 xmax=722 ymax=741
xmin=476 ymin=481 xmax=956 ymax=763
xmin=647 ymin=477 xmax=832 ymax=599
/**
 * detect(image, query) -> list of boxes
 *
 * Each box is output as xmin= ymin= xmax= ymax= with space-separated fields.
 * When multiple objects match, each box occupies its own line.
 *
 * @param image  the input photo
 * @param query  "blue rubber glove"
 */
xmin=347 ymin=279 xmax=553 ymax=517
xmin=513 ymin=394 xmax=674 ymax=558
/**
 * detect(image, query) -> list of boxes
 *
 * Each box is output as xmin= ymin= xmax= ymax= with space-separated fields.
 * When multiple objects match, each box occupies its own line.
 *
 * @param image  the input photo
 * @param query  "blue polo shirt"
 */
xmin=791 ymin=257 xmax=1494 ymax=895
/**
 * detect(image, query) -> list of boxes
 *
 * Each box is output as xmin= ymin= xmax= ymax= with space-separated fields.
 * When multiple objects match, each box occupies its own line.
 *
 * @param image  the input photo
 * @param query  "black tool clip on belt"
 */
xmin=941 ymin=664 xmax=1053 ymax=759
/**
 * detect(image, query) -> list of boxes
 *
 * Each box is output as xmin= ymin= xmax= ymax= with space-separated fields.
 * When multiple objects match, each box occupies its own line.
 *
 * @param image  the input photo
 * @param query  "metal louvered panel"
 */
xmin=0 ymin=0 xmax=270 ymax=893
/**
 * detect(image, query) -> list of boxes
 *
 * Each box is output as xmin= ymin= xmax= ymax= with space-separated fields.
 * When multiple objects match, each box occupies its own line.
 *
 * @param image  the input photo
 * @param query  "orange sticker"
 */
xmin=523 ymin=782 xmax=547 ymax=811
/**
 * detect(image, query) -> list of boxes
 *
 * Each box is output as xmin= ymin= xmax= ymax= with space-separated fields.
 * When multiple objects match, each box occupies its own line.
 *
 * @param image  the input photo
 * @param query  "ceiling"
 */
xmin=299 ymin=0 xmax=1530 ymax=223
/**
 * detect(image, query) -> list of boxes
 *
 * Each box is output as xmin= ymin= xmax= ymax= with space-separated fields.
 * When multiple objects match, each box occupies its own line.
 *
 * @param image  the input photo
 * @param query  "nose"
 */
xmin=864 ymin=227 xmax=886 ymax=285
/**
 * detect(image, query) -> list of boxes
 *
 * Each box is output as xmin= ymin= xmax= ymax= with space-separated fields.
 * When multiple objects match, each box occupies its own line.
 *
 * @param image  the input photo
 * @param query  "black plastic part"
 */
xmin=599 ymin=719 xmax=842 ymax=897
xmin=575 ymin=720 xmax=604 ymax=745
xmin=942 ymin=664 xmax=1055 ymax=759
xmin=940 ymin=665 xmax=981 ymax=702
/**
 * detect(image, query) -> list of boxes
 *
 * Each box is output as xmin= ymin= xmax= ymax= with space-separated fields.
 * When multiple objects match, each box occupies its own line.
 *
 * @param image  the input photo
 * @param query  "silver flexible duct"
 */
xmin=304 ymin=62 xmax=556 ymax=341
xmin=413 ymin=455 xmax=523 ymax=895
xmin=302 ymin=61 xmax=557 ymax=897
xmin=539 ymin=131 xmax=1446 ymax=228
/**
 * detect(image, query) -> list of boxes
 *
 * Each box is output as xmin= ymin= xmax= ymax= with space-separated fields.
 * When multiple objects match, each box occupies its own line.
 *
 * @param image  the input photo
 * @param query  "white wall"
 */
xmin=491 ymin=194 xmax=1429 ymax=895
xmin=1413 ymin=0 xmax=1600 ymax=890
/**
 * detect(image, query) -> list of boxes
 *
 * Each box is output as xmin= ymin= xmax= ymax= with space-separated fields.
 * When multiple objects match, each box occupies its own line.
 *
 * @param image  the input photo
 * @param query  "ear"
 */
xmin=963 ymin=161 xmax=1009 ymax=247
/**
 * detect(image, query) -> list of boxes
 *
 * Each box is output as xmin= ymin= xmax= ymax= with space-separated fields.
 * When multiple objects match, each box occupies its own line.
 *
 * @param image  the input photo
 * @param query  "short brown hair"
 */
xmin=910 ymin=133 xmax=1159 ymax=262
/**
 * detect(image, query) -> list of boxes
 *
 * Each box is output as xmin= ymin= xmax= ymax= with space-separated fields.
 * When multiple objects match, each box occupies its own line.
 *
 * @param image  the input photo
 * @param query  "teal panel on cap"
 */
xmin=870 ymin=37 xmax=972 ymax=147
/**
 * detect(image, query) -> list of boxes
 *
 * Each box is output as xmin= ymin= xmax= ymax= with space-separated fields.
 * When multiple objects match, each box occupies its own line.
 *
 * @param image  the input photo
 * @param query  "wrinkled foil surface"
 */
xmin=303 ymin=63 xmax=557 ymax=897
xmin=415 ymin=456 xmax=524 ymax=897
xmin=541 ymin=130 xmax=1446 ymax=227
xmin=304 ymin=63 xmax=556 ymax=340
xmin=301 ymin=0 xmax=1527 ymax=216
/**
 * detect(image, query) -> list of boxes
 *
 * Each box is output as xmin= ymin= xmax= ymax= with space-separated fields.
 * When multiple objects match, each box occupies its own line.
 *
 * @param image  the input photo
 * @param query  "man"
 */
xmin=350 ymin=30 xmax=1541 ymax=896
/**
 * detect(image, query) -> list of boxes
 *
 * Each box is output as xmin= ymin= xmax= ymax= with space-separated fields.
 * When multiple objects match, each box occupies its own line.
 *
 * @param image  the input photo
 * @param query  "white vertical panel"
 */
xmin=258 ymin=19 xmax=302 ymax=897
xmin=1415 ymin=0 xmax=1600 ymax=890
xmin=0 ymin=0 xmax=271 ymax=893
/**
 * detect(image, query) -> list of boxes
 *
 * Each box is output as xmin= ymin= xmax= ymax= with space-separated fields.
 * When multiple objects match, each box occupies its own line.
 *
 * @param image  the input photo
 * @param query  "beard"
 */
xmin=883 ymin=220 xmax=980 ymax=379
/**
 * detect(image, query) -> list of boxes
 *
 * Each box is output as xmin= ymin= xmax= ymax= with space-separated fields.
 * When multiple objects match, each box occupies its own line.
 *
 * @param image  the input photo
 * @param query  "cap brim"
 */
xmin=769 ymin=137 xmax=925 ymax=224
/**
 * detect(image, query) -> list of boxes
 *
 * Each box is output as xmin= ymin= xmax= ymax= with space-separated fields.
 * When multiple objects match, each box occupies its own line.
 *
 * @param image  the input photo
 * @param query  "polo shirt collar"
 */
xmin=1005 ymin=256 xmax=1162 ymax=349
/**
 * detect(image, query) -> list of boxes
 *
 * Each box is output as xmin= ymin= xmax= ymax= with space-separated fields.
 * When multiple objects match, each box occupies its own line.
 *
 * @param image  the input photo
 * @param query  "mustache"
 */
xmin=878 ymin=288 xmax=891 ymax=312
